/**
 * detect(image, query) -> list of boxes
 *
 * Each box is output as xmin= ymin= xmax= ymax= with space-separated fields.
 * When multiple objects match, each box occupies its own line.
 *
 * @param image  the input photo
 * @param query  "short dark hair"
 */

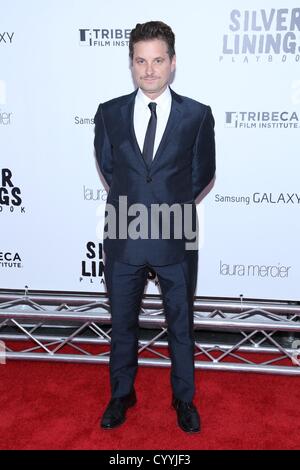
xmin=129 ymin=21 xmax=175 ymax=61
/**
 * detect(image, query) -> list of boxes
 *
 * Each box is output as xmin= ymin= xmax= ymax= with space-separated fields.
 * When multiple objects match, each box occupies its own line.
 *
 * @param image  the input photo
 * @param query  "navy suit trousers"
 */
xmin=104 ymin=252 xmax=198 ymax=402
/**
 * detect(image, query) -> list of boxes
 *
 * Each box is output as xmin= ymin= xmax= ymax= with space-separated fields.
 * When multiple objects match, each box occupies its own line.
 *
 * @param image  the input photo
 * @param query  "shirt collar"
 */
xmin=136 ymin=86 xmax=171 ymax=110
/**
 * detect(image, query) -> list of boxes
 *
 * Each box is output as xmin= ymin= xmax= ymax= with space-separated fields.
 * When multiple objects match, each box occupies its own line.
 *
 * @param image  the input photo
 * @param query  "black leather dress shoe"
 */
xmin=100 ymin=389 xmax=137 ymax=429
xmin=172 ymin=397 xmax=201 ymax=433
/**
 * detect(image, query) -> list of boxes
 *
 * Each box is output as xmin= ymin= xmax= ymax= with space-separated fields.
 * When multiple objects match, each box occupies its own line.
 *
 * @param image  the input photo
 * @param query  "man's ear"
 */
xmin=171 ymin=54 xmax=176 ymax=73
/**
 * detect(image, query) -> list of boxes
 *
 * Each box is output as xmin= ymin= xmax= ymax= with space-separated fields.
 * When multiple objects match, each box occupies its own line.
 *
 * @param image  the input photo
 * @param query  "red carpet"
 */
xmin=0 ymin=359 xmax=300 ymax=450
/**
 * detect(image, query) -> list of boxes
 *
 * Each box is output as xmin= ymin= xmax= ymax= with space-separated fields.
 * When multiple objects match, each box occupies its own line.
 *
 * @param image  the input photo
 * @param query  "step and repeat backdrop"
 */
xmin=1 ymin=0 xmax=299 ymax=300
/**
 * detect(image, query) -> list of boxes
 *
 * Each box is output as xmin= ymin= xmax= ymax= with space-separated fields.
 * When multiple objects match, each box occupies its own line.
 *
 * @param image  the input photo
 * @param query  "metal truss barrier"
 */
xmin=0 ymin=288 xmax=300 ymax=375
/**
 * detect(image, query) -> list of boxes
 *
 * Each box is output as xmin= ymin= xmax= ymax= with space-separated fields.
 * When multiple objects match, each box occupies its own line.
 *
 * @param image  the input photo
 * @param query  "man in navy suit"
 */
xmin=94 ymin=21 xmax=215 ymax=433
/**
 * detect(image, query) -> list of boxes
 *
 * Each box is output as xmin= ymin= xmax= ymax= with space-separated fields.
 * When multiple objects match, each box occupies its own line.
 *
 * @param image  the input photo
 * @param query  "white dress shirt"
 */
xmin=133 ymin=86 xmax=172 ymax=159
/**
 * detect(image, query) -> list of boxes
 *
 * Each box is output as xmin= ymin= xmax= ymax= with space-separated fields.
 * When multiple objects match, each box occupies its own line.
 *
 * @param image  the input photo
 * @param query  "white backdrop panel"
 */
xmin=1 ymin=0 xmax=299 ymax=300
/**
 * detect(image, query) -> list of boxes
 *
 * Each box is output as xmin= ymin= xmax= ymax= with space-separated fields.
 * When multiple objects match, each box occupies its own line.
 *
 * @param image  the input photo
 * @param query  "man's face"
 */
xmin=131 ymin=39 xmax=176 ymax=99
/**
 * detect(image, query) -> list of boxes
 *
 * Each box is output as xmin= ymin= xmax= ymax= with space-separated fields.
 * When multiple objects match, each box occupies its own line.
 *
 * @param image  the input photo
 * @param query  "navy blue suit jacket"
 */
xmin=94 ymin=87 xmax=215 ymax=265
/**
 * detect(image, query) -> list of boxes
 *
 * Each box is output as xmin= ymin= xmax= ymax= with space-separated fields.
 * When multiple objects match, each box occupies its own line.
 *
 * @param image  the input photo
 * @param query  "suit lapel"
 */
xmin=150 ymin=88 xmax=182 ymax=172
xmin=120 ymin=89 xmax=148 ymax=172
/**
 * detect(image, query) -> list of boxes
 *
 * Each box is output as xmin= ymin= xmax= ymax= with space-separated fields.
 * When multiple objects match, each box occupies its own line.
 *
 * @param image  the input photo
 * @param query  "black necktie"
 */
xmin=142 ymin=102 xmax=157 ymax=168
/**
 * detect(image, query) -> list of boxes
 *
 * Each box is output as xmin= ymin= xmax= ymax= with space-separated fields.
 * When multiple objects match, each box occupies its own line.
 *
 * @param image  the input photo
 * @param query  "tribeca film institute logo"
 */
xmin=220 ymin=8 xmax=300 ymax=63
xmin=0 ymin=168 xmax=25 ymax=214
xmin=225 ymin=110 xmax=300 ymax=129
xmin=0 ymin=251 xmax=22 ymax=269
xmin=79 ymin=28 xmax=131 ymax=47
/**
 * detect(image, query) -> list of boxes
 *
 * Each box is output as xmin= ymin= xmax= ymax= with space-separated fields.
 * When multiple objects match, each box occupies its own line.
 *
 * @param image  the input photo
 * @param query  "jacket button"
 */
xmin=146 ymin=176 xmax=152 ymax=183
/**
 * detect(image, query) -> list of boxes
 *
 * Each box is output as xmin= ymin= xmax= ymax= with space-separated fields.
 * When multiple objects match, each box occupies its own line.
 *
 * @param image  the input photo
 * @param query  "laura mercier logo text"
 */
xmin=219 ymin=261 xmax=291 ymax=278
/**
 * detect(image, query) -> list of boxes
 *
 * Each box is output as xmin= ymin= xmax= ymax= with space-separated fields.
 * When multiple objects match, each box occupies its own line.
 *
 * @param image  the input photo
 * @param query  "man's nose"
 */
xmin=145 ymin=63 xmax=154 ymax=75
